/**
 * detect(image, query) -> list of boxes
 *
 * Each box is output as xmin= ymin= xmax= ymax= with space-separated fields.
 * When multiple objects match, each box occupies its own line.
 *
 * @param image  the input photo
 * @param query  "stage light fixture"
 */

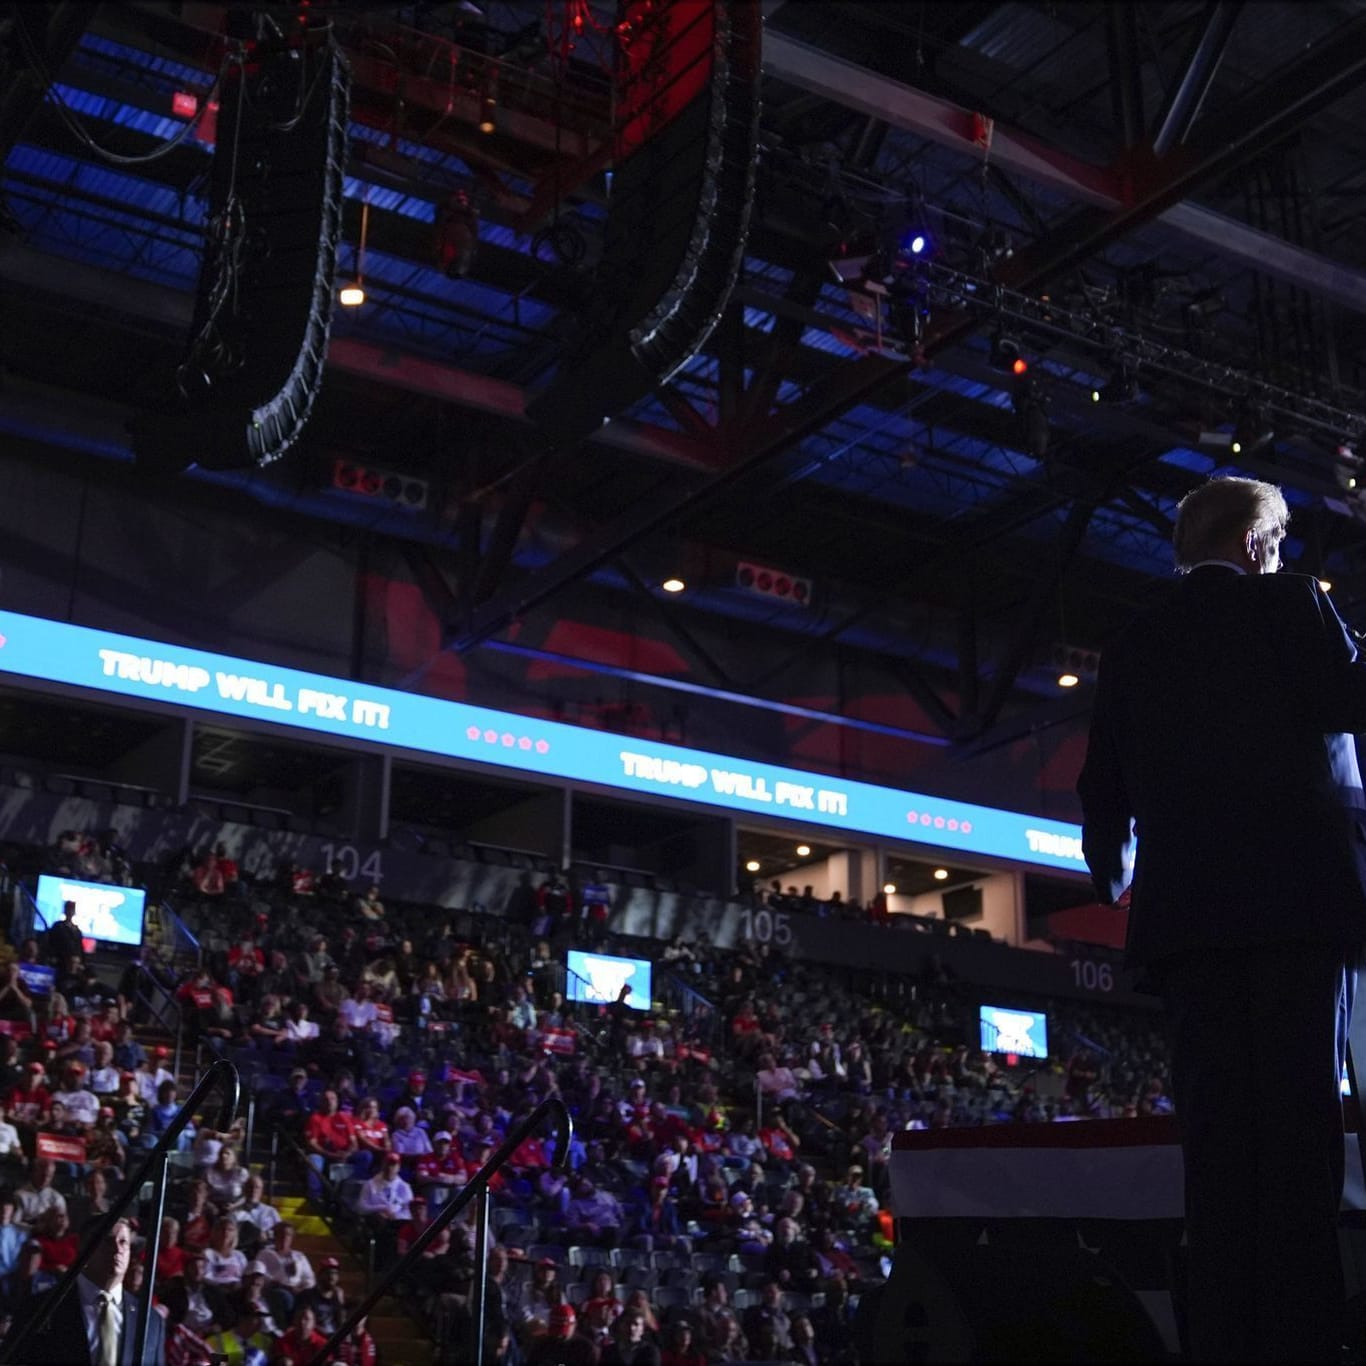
xmin=989 ymin=332 xmax=1025 ymax=373
xmin=933 ymin=868 xmax=949 ymax=881
xmin=1058 ymin=671 xmax=1080 ymax=688
xmin=661 ymin=577 xmax=686 ymax=594
xmin=1319 ymin=579 xmax=1334 ymax=592
xmin=796 ymin=844 xmax=811 ymax=857
xmin=745 ymin=859 xmax=761 ymax=873
xmin=338 ymin=194 xmax=370 ymax=308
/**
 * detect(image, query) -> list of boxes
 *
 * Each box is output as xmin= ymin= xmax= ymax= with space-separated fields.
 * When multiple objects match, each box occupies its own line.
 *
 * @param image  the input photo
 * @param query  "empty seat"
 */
xmin=568 ymin=1245 xmax=610 ymax=1269
xmin=527 ymin=1244 xmax=566 ymax=1264
xmin=610 ymin=1248 xmax=650 ymax=1271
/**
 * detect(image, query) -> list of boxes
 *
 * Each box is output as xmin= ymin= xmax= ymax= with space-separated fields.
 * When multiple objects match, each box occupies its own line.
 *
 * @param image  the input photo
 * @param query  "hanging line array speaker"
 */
xmin=133 ymin=25 xmax=350 ymax=471
xmin=526 ymin=0 xmax=762 ymax=444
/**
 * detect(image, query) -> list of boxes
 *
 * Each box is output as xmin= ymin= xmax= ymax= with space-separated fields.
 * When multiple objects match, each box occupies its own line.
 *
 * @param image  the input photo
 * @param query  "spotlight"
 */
xmin=338 ymin=280 xmax=365 ymax=307
xmin=1057 ymin=671 xmax=1080 ymax=688
xmin=745 ymin=859 xmax=761 ymax=873
xmin=900 ymin=227 xmax=931 ymax=257
xmin=1319 ymin=579 xmax=1333 ymax=593
xmin=932 ymin=868 xmax=949 ymax=881
xmin=661 ymin=577 xmax=686 ymax=594
xmin=882 ymin=883 xmax=897 ymax=896
xmin=796 ymin=844 xmax=811 ymax=858
xmin=989 ymin=333 xmax=1025 ymax=373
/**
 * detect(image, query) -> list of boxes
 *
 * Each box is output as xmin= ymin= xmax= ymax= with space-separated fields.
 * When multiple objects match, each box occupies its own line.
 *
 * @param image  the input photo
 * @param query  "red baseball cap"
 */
xmin=549 ymin=1304 xmax=576 ymax=1334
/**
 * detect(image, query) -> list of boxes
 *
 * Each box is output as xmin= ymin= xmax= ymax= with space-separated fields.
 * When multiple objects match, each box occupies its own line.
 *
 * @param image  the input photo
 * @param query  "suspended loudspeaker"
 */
xmin=133 ymin=29 xmax=350 ymax=470
xmin=525 ymin=0 xmax=761 ymax=443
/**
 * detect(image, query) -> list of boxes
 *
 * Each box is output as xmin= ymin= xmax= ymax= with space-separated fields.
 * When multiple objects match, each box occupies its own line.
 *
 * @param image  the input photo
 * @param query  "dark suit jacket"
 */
xmin=1078 ymin=566 xmax=1366 ymax=967
xmin=3 ymin=1282 xmax=166 ymax=1365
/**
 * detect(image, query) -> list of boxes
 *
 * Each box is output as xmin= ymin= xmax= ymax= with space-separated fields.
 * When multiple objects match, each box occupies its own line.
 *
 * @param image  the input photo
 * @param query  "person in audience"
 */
xmin=14 ymin=1159 xmax=64 ymax=1232
xmin=298 ymin=1255 xmax=347 ymax=1339
xmin=46 ymin=901 xmax=84 ymax=970
xmin=234 ymin=1262 xmax=283 ymax=1336
xmin=565 ymin=1177 xmax=624 ymax=1248
xmin=205 ymin=1301 xmax=275 ymax=1366
xmin=233 ymin=1173 xmax=280 ymax=1256
xmin=658 ymin=1319 xmax=705 ymax=1366
xmin=389 ymin=1106 xmax=432 ymax=1160
xmin=351 ymin=1097 xmax=390 ymax=1176
xmin=275 ymin=1302 xmax=327 ymax=1366
xmin=205 ymin=1143 xmax=247 ymax=1211
xmin=742 ymin=1280 xmax=792 ymax=1359
xmin=164 ymin=1247 xmax=230 ymax=1338
xmin=255 ymin=1222 xmax=315 ymax=1323
xmin=358 ymin=1151 xmax=413 ymax=1224
xmin=203 ymin=1216 xmax=248 ymax=1289
xmin=525 ymin=1302 xmax=595 ymax=1365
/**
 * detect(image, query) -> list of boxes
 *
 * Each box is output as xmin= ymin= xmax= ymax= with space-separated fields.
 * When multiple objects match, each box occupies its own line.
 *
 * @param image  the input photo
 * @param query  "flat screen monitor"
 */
xmin=36 ymin=875 xmax=146 ymax=948
xmin=943 ymin=884 xmax=983 ymax=921
xmin=979 ymin=1003 xmax=1048 ymax=1059
xmin=566 ymin=950 xmax=653 ymax=1011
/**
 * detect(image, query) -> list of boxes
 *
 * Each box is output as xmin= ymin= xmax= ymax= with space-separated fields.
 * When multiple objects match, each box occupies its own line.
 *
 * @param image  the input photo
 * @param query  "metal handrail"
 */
xmin=0 ymin=1057 xmax=241 ymax=1364
xmin=308 ymin=1095 xmax=573 ymax=1366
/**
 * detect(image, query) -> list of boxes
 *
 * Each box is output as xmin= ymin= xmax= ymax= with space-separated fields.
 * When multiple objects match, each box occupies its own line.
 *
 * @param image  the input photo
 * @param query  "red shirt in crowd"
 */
xmin=414 ymin=1152 xmax=467 ymax=1186
xmin=354 ymin=1117 xmax=390 ymax=1154
xmin=306 ymin=1109 xmax=356 ymax=1157
xmin=275 ymin=1327 xmax=328 ymax=1365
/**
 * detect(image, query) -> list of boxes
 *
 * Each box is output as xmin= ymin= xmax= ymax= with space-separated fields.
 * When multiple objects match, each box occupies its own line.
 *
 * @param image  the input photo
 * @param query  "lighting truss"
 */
xmin=920 ymin=261 xmax=1366 ymax=445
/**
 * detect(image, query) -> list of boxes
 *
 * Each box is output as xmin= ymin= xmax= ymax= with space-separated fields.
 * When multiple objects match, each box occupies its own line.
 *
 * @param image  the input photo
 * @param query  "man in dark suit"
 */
xmin=3 ymin=1216 xmax=166 ymax=1364
xmin=1079 ymin=475 xmax=1366 ymax=1364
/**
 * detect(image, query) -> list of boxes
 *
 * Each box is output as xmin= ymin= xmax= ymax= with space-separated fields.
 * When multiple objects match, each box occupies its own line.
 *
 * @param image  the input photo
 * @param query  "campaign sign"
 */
xmin=36 ymin=1132 xmax=87 ymax=1165
xmin=35 ymin=875 xmax=146 ymax=947
xmin=16 ymin=962 xmax=54 ymax=996
xmin=566 ymin=950 xmax=652 ymax=1011
xmin=979 ymin=1004 xmax=1049 ymax=1060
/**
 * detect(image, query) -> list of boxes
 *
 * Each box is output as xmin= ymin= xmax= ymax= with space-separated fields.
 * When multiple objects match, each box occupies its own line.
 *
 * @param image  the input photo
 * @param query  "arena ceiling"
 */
xmin=5 ymin=0 xmax=1366 ymax=765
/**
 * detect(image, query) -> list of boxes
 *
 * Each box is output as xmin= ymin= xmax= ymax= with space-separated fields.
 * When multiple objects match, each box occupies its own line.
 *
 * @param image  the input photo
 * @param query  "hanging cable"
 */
xmin=14 ymin=13 xmax=238 ymax=167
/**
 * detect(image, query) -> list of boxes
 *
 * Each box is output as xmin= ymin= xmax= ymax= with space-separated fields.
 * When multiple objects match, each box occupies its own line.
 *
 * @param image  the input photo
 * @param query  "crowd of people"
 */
xmin=0 ymin=830 xmax=1172 ymax=1365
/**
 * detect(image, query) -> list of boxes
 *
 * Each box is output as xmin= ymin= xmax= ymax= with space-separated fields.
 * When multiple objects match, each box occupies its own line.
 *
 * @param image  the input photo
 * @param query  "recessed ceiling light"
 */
xmin=1057 ymin=671 xmax=1080 ymax=688
xmin=882 ymin=882 xmax=897 ymax=895
xmin=796 ymin=844 xmax=811 ymax=857
xmin=1319 ymin=578 xmax=1333 ymax=592
xmin=933 ymin=868 xmax=949 ymax=881
xmin=745 ymin=859 xmax=761 ymax=872
xmin=661 ymin=577 xmax=686 ymax=594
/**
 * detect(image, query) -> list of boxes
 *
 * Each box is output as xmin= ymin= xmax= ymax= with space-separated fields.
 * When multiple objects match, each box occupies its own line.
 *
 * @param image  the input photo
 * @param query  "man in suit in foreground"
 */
xmin=3 ymin=1216 xmax=165 ymax=1365
xmin=1079 ymin=475 xmax=1366 ymax=1363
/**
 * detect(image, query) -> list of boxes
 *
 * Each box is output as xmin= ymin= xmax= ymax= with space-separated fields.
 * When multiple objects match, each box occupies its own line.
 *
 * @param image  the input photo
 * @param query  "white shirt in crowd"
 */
xmin=0 ymin=1119 xmax=21 ymax=1157
xmin=15 ymin=1183 xmax=66 ymax=1230
xmin=203 ymin=1247 xmax=248 ymax=1285
xmin=57 ymin=1087 xmax=100 ymax=1127
xmin=256 ymin=1245 xmax=316 ymax=1291
xmin=234 ymin=1200 xmax=281 ymax=1242
xmin=358 ymin=1172 xmax=413 ymax=1220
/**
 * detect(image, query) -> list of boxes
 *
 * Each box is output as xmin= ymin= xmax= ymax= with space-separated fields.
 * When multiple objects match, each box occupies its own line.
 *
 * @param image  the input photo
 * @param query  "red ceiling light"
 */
xmin=1011 ymin=357 xmax=1028 ymax=376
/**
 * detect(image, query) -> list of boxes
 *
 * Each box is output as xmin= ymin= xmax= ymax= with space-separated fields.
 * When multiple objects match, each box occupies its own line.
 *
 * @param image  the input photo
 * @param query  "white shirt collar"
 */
xmin=1188 ymin=558 xmax=1247 ymax=575
xmin=78 ymin=1274 xmax=122 ymax=1310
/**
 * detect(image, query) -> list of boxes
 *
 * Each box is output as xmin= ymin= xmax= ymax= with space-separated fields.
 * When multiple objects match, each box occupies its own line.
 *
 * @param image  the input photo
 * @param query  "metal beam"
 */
xmin=762 ymin=27 xmax=1366 ymax=315
xmin=1105 ymin=5 xmax=1145 ymax=150
xmin=477 ymin=640 xmax=953 ymax=748
xmin=1151 ymin=2 xmax=1242 ymax=156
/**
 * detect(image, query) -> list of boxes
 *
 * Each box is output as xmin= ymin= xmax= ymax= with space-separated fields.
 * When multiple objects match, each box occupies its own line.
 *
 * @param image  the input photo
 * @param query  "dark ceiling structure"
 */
xmin=5 ymin=0 xmax=1366 ymax=774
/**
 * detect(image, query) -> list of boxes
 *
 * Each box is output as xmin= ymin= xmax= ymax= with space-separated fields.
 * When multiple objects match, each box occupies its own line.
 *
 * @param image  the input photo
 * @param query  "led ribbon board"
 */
xmin=0 ymin=609 xmax=1088 ymax=873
